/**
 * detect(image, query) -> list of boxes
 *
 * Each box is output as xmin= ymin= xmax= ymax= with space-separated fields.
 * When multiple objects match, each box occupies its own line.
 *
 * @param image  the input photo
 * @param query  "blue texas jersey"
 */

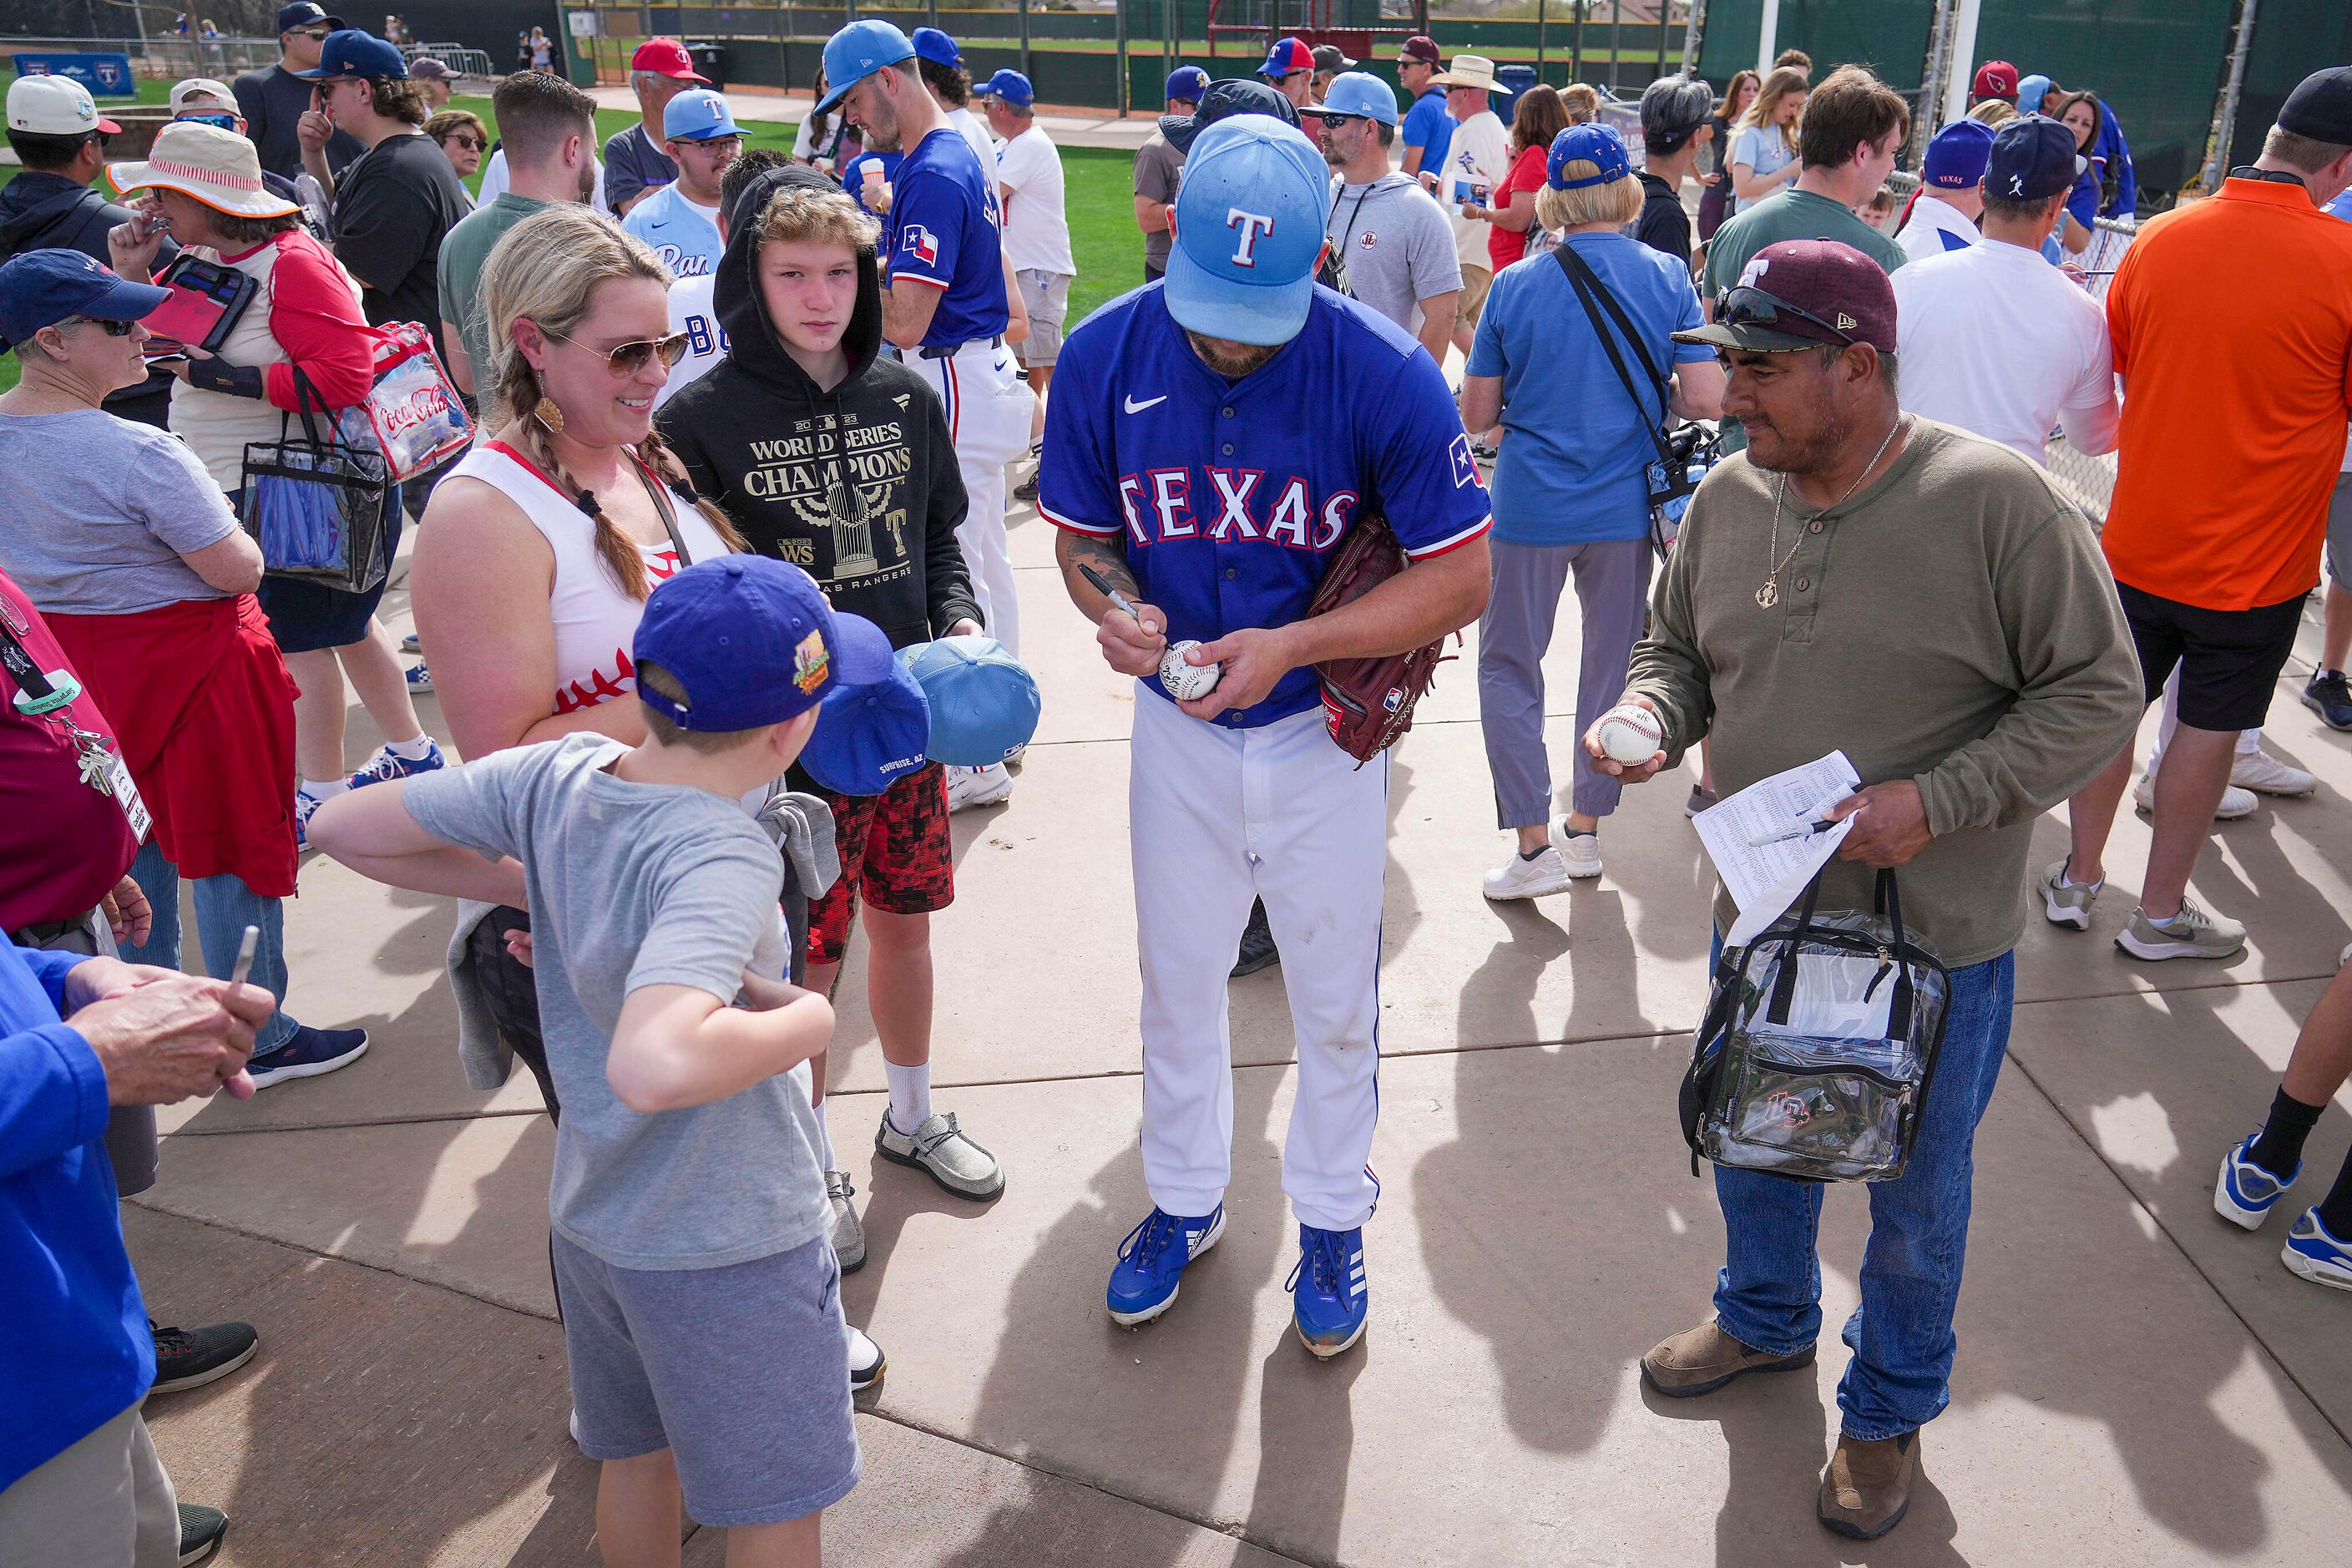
xmin=884 ymin=126 xmax=1008 ymax=348
xmin=1039 ymin=282 xmax=1492 ymax=730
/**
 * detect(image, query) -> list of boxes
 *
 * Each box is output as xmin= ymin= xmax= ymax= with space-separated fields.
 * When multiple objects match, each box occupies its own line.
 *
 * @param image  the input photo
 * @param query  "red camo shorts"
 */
xmin=805 ymin=762 xmax=955 ymax=965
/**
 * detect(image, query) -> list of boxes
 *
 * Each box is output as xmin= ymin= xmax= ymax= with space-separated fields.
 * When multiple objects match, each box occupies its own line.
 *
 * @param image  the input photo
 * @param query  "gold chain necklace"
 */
xmin=1757 ymin=417 xmax=1907 ymax=610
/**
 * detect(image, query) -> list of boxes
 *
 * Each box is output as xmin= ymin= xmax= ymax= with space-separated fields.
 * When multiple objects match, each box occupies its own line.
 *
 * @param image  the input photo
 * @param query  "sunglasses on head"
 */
xmin=544 ymin=328 xmax=691 ymax=375
xmin=1720 ymin=286 xmax=1855 ymax=347
xmin=177 ymin=110 xmax=239 ymax=129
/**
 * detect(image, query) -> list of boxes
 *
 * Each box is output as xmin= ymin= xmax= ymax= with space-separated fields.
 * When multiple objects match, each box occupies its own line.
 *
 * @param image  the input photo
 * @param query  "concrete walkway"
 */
xmin=131 ymin=494 xmax=2352 ymax=1565
xmin=586 ymin=84 xmax=1159 ymax=150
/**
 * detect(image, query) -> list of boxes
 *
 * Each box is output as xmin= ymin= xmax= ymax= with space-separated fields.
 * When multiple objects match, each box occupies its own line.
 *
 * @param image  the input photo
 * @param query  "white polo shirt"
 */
xmin=1891 ymin=236 xmax=2120 ymax=466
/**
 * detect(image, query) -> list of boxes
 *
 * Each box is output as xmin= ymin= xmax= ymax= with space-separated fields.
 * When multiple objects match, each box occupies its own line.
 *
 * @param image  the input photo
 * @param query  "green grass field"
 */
xmin=2 ymin=93 xmax=1142 ymax=392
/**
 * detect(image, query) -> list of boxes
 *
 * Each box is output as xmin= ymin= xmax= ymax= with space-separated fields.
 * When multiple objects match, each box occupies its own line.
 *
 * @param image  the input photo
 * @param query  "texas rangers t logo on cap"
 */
xmin=1227 ymin=209 xmax=1276 ymax=267
xmin=902 ymin=224 xmax=938 ymax=266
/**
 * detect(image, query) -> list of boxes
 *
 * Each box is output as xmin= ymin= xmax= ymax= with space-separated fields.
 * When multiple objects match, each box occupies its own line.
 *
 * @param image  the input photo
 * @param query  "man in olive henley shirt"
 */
xmin=1592 ymin=240 xmax=2142 ymax=1545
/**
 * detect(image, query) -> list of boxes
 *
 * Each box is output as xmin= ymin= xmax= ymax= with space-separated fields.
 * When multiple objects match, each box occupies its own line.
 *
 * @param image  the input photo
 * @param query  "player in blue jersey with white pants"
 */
xmin=820 ymin=20 xmax=1034 ymax=808
xmin=1039 ymin=115 xmax=1492 ymax=1358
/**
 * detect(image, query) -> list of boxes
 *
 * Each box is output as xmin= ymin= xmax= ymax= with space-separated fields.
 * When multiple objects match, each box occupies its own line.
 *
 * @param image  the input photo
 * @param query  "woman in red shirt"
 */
xmin=1470 ymin=84 xmax=1573 ymax=271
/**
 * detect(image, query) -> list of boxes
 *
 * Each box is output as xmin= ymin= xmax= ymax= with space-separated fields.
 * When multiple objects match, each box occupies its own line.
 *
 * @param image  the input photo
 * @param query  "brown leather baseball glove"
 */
xmin=1306 ymin=508 xmax=1452 ymax=766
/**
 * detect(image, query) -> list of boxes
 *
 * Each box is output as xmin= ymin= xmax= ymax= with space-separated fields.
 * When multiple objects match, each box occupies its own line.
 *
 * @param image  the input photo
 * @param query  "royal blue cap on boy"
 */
xmin=1165 ymin=115 xmax=1328 ymax=346
xmin=292 ymin=28 xmax=407 ymax=80
xmin=633 ymin=557 xmax=894 ymax=731
xmin=900 ymin=636 xmax=1042 ymax=766
xmin=1166 ymin=65 xmax=1208 ymax=105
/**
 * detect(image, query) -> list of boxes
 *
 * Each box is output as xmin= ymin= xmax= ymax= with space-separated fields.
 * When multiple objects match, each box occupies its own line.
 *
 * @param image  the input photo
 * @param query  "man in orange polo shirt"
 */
xmin=2048 ymin=68 xmax=2352 ymax=962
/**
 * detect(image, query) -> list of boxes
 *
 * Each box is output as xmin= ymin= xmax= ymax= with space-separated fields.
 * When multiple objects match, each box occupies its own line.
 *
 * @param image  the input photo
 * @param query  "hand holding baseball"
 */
xmin=1176 ymin=626 xmax=1295 ymax=721
xmin=1582 ymin=695 xmax=1669 ymax=783
xmin=1096 ymin=598 xmax=1167 ymax=679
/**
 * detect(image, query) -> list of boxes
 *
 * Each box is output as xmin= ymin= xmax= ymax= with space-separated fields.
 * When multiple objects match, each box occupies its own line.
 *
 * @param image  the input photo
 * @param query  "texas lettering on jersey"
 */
xmin=1115 ymin=468 xmax=1361 ymax=551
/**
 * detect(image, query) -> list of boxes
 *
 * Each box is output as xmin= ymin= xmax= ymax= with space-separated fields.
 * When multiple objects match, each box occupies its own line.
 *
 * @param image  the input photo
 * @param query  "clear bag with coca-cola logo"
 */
xmin=347 ymin=321 xmax=470 ymax=483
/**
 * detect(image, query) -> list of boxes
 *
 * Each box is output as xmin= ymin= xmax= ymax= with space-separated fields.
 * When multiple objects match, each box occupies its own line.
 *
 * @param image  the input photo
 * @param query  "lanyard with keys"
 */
xmin=0 ymin=602 xmax=151 ymax=841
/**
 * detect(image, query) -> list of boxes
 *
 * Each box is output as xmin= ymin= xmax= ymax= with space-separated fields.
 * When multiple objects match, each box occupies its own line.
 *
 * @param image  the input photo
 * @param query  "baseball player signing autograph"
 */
xmin=1039 ymin=115 xmax=1491 ymax=1358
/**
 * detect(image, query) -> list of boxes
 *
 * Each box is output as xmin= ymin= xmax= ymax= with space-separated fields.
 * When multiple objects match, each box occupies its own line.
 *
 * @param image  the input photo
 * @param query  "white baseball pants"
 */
xmin=1129 ymin=691 xmax=1388 ymax=1232
xmin=908 ymin=339 xmax=1032 ymax=656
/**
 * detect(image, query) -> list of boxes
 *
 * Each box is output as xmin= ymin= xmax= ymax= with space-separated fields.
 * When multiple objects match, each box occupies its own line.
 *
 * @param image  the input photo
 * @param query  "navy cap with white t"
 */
xmin=291 ymin=28 xmax=407 ymax=81
xmin=901 ymin=636 xmax=1042 ymax=766
xmin=1985 ymin=114 xmax=2085 ymax=203
xmin=633 ymin=556 xmax=895 ymax=732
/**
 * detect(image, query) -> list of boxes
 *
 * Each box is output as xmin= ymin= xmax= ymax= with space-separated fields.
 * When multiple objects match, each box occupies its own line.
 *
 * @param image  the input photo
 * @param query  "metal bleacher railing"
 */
xmin=2042 ymin=217 xmax=2138 ymax=528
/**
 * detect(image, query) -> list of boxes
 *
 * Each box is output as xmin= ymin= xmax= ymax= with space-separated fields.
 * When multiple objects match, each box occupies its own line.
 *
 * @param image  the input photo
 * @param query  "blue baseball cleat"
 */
xmin=1106 ymin=1205 xmax=1224 ymax=1327
xmin=2282 ymin=1209 xmax=2352 ymax=1292
xmin=1288 ymin=1223 xmax=1368 ymax=1358
xmin=2214 ymin=1132 xmax=2298 ymax=1230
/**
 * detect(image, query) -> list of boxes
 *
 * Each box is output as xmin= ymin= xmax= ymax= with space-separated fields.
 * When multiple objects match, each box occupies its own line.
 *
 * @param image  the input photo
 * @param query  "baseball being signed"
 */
xmin=1159 ymin=640 xmax=1222 ymax=702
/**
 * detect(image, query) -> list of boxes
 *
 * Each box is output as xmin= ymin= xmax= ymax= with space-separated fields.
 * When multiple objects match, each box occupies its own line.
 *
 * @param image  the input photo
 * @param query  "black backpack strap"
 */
xmin=1763 ymin=867 xmax=1828 ymax=1026
xmin=1555 ymin=244 xmax=1678 ymax=479
xmin=1877 ymin=868 xmax=1917 ymax=1040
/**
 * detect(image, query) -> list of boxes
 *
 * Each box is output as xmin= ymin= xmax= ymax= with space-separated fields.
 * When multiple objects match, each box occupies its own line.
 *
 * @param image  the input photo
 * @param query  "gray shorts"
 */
xmin=2329 ymin=470 xmax=2352 ymax=584
xmin=552 ymin=1232 xmax=861 ymax=1527
xmin=1015 ymin=268 xmax=1072 ymax=366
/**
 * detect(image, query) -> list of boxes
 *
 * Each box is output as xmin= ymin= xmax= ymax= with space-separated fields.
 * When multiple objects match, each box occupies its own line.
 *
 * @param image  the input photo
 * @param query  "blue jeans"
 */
xmin=1708 ymin=938 xmax=2016 ymax=1440
xmin=120 ymin=840 xmax=299 ymax=1053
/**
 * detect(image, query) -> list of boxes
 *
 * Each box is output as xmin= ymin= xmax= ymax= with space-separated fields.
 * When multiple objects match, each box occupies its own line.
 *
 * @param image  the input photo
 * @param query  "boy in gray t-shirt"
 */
xmin=310 ymin=557 xmax=902 ymax=1552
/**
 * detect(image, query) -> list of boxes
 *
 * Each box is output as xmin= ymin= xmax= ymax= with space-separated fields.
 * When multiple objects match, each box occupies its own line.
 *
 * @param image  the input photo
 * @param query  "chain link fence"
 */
xmin=2041 ymin=217 xmax=2136 ymax=528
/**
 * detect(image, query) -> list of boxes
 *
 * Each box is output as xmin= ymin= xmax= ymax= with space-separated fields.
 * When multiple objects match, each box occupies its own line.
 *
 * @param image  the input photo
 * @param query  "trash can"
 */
xmin=690 ymin=43 xmax=725 ymax=90
xmin=1494 ymin=63 xmax=1535 ymax=128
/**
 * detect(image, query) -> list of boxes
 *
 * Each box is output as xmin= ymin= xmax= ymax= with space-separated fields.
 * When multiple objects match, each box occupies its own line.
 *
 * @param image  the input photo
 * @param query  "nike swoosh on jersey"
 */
xmin=1124 ymin=394 xmax=1169 ymax=413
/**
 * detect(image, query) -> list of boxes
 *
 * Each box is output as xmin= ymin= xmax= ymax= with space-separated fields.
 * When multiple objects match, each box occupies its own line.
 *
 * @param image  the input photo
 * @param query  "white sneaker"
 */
xmin=2132 ymin=775 xmax=2258 ymax=820
xmin=1483 ymin=843 xmax=1571 ymax=900
xmin=1552 ymin=820 xmax=1603 ymax=878
xmin=847 ymin=1325 xmax=886 ymax=1393
xmin=945 ymin=762 xmax=1012 ymax=812
xmin=2116 ymin=897 xmax=2248 ymax=961
xmin=2230 ymin=747 xmax=2315 ymax=797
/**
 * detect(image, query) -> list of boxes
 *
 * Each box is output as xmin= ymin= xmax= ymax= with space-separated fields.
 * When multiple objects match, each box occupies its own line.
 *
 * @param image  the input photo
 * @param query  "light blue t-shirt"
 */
xmin=1467 ymin=233 xmax=1709 ymax=545
xmin=405 ymin=734 xmax=827 ymax=1272
xmin=1728 ymin=121 xmax=1796 ymax=213
xmin=622 ymin=180 xmax=725 ymax=279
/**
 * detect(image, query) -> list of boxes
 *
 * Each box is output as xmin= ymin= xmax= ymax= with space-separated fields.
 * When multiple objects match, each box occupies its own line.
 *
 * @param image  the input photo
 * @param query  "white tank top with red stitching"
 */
xmin=445 ymin=439 xmax=731 ymax=716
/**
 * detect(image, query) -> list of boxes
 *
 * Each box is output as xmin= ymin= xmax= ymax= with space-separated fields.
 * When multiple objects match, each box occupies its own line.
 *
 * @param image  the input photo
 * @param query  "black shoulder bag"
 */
xmin=236 ymin=365 xmax=392 ymax=594
xmin=1555 ymin=244 xmax=1718 ymax=559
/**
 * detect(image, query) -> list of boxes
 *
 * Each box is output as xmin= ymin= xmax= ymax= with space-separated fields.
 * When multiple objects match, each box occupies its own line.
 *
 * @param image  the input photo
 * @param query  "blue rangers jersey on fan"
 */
xmin=884 ymin=126 xmax=1008 ymax=348
xmin=1038 ymin=281 xmax=1491 ymax=729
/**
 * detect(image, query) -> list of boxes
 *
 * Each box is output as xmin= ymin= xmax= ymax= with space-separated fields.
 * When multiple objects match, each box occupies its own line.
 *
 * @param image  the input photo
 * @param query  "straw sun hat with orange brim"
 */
xmin=106 ymin=121 xmax=301 ymax=220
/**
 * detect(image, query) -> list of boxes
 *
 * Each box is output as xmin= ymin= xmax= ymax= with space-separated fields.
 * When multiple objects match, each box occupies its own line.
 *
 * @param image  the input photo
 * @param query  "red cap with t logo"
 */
xmin=630 ymin=38 xmax=708 ymax=82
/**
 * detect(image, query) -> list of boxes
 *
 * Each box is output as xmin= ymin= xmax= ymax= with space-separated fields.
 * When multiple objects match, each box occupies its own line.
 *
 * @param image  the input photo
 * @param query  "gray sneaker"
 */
xmin=2117 ymin=898 xmax=2247 ymax=961
xmin=876 ymin=1110 xmax=1004 ymax=1200
xmin=827 ymin=1170 xmax=866 ymax=1273
xmin=2040 ymin=858 xmax=2101 ymax=931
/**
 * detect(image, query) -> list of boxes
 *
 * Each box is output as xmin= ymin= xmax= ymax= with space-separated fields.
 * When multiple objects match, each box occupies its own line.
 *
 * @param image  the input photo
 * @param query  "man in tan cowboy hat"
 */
xmin=1424 ymin=53 xmax=1508 ymax=357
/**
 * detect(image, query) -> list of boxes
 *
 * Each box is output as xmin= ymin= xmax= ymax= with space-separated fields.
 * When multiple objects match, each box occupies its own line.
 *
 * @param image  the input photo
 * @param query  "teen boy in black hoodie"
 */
xmin=660 ymin=164 xmax=1004 ymax=1268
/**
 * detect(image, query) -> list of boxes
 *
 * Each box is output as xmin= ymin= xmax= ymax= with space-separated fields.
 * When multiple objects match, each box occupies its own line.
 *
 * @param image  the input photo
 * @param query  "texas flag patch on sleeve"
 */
xmin=901 ymin=224 xmax=939 ymax=267
xmin=1449 ymin=432 xmax=1487 ymax=491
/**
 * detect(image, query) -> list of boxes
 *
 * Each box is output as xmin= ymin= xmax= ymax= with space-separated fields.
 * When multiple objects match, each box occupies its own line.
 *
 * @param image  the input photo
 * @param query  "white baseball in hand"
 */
xmin=1159 ymin=640 xmax=1221 ymax=701
xmin=1595 ymin=703 xmax=1665 ymax=765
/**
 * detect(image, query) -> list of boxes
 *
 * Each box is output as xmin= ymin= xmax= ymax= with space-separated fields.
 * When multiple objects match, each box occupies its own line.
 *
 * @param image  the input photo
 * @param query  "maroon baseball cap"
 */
xmin=1675 ymin=240 xmax=1897 ymax=355
xmin=1972 ymin=60 xmax=2019 ymax=99
xmin=1399 ymin=35 xmax=1441 ymax=66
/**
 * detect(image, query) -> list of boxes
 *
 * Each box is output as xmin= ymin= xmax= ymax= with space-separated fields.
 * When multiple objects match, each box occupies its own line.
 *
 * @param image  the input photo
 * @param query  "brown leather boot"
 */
xmin=1818 ymin=1430 xmax=1919 ymax=1540
xmin=1639 ymin=1318 xmax=1816 ymax=1398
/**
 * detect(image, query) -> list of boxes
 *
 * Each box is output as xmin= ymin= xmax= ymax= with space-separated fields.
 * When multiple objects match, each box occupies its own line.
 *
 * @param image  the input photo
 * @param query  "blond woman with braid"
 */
xmin=412 ymin=205 xmax=746 ymax=1115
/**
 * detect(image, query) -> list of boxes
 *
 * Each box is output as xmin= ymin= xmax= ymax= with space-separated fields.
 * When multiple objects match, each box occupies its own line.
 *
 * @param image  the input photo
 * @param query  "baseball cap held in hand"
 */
xmin=634 ymin=557 xmax=896 ymax=733
xmin=901 ymin=637 xmax=1042 ymax=766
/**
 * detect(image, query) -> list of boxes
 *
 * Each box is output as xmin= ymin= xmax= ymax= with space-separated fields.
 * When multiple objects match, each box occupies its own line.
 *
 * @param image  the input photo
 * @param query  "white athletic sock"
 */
xmin=886 ymin=1062 xmax=932 ymax=1136
xmin=813 ymin=1096 xmax=837 ymax=1171
xmin=300 ymin=778 xmax=349 ymax=802
xmin=387 ymin=734 xmax=435 ymax=761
